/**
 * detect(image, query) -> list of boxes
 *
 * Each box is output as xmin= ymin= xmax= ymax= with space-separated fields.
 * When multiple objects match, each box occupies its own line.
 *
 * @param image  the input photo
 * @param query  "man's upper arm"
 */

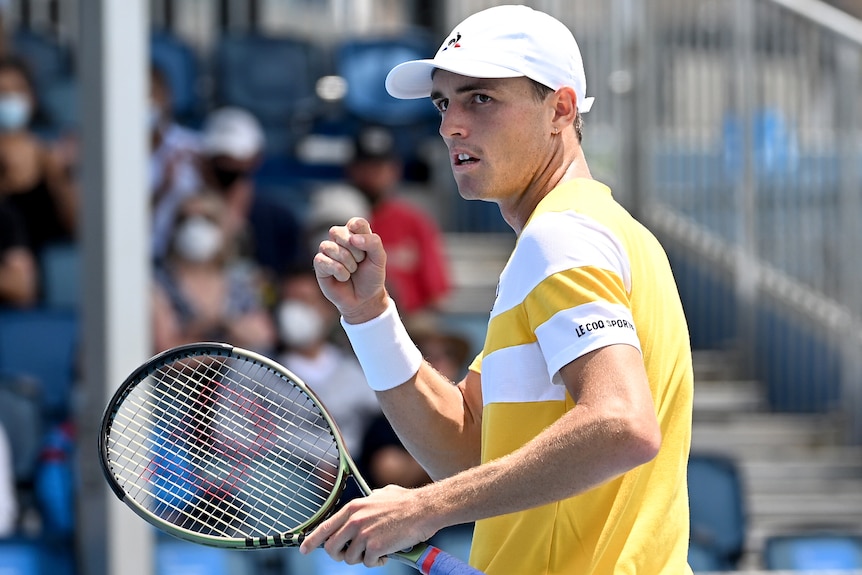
xmin=559 ymin=344 xmax=653 ymax=409
xmin=558 ymin=343 xmax=661 ymax=463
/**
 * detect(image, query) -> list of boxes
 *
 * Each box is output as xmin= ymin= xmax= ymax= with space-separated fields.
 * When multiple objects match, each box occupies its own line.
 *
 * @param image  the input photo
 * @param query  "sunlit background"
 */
xmin=0 ymin=0 xmax=860 ymax=573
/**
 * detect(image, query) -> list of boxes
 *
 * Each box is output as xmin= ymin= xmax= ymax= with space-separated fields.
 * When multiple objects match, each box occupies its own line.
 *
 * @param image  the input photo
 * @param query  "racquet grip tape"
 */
xmin=417 ymin=545 xmax=484 ymax=574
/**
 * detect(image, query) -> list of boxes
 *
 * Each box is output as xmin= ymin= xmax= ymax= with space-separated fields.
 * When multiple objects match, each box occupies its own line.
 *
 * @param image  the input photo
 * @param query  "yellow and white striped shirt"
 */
xmin=469 ymin=179 xmax=693 ymax=575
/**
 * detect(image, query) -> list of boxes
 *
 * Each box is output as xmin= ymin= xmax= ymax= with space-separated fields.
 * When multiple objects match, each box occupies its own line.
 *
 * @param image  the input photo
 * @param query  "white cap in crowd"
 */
xmin=307 ymin=183 xmax=371 ymax=231
xmin=201 ymin=107 xmax=265 ymax=159
xmin=385 ymin=4 xmax=594 ymax=113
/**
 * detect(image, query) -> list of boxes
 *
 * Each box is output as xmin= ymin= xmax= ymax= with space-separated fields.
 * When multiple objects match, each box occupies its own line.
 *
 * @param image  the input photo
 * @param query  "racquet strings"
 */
xmin=104 ymin=352 xmax=343 ymax=540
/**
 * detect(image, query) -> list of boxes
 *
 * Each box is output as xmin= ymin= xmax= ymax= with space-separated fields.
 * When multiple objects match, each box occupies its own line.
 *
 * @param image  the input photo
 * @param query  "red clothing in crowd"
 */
xmin=370 ymin=199 xmax=450 ymax=314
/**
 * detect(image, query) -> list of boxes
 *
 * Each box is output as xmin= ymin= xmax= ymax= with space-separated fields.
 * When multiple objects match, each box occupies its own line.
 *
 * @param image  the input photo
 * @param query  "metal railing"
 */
xmin=446 ymin=0 xmax=862 ymax=442
xmin=643 ymin=0 xmax=862 ymax=442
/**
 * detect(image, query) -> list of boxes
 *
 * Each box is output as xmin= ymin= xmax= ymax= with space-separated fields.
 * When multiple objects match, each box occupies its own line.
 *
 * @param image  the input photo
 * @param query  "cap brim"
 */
xmin=385 ymin=58 xmax=523 ymax=100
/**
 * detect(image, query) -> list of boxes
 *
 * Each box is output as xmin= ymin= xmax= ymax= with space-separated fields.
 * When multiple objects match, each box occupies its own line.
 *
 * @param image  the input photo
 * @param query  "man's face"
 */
xmin=430 ymin=71 xmax=556 ymax=211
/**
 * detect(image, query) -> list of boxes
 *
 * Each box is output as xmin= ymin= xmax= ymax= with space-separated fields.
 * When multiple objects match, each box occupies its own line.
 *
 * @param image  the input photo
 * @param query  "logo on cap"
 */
xmin=442 ymin=32 xmax=461 ymax=51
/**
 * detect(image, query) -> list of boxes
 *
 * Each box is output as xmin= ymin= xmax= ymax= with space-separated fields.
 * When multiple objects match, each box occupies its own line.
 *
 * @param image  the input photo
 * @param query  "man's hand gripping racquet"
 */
xmin=98 ymin=342 xmax=482 ymax=575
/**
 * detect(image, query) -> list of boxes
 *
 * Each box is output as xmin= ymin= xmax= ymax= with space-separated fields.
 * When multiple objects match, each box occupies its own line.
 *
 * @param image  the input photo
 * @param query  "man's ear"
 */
xmin=551 ymin=86 xmax=579 ymax=132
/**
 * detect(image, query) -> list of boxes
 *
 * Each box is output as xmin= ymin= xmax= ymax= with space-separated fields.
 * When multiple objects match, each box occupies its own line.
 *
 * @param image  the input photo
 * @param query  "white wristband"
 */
xmin=340 ymin=298 xmax=423 ymax=391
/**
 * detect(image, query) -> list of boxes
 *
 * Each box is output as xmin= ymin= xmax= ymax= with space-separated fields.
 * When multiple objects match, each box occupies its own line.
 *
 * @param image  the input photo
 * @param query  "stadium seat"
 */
xmin=156 ymin=539 xmax=255 ymax=575
xmin=11 ymin=30 xmax=76 ymax=136
xmin=0 ymin=536 xmax=72 ymax=575
xmin=12 ymin=29 xmax=73 ymax=91
xmin=151 ymin=30 xmax=202 ymax=126
xmin=763 ymin=531 xmax=862 ymax=570
xmin=331 ymin=33 xmax=441 ymax=184
xmin=39 ymin=242 xmax=80 ymax=310
xmin=687 ymin=453 xmax=746 ymax=570
xmin=38 ymin=75 xmax=78 ymax=133
xmin=0 ymin=308 xmax=79 ymax=421
xmin=334 ymin=32 xmax=438 ymax=127
xmin=0 ymin=537 xmax=41 ymax=575
xmin=212 ymin=33 xmax=329 ymax=155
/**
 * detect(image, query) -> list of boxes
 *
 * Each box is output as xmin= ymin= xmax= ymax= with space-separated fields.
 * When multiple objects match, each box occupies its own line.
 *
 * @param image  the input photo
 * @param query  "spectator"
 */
xmin=198 ymin=107 xmax=306 ymax=289
xmin=149 ymin=64 xmax=203 ymax=263
xmin=276 ymin=266 xmax=380 ymax=457
xmin=151 ymin=192 xmax=276 ymax=354
xmin=304 ymin=183 xmax=371 ymax=260
xmin=0 ymin=55 xmax=76 ymax=255
xmin=0 ymin=199 xmax=37 ymax=307
xmin=345 ymin=123 xmax=451 ymax=316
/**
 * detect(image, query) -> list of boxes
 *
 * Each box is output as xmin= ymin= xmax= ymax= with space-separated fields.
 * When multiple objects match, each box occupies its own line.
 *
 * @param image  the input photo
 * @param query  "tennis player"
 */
xmin=304 ymin=5 xmax=694 ymax=574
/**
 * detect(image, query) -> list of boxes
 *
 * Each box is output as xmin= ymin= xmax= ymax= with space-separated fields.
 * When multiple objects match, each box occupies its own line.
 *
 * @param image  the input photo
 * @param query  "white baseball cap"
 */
xmin=201 ymin=107 xmax=265 ymax=159
xmin=385 ymin=5 xmax=594 ymax=113
xmin=307 ymin=183 xmax=370 ymax=230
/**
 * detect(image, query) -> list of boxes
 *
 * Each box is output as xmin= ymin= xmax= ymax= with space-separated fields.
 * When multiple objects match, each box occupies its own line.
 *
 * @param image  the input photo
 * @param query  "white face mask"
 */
xmin=174 ymin=216 xmax=223 ymax=263
xmin=278 ymin=300 xmax=327 ymax=349
xmin=0 ymin=94 xmax=31 ymax=131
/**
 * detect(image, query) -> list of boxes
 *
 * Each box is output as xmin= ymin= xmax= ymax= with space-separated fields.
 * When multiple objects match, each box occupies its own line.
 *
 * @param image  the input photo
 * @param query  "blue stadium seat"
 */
xmin=687 ymin=453 xmax=746 ymax=571
xmin=331 ymin=33 xmax=441 ymax=185
xmin=12 ymin=30 xmax=73 ymax=91
xmin=151 ymin=30 xmax=202 ymax=126
xmin=39 ymin=242 xmax=80 ymax=310
xmin=213 ymin=33 xmax=329 ymax=155
xmin=335 ymin=32 xmax=438 ymax=127
xmin=38 ymin=75 xmax=78 ymax=133
xmin=0 ymin=537 xmax=41 ymax=575
xmin=0 ymin=536 xmax=72 ymax=575
xmin=0 ymin=308 xmax=79 ymax=421
xmin=764 ymin=532 xmax=862 ymax=570
xmin=156 ymin=539 xmax=255 ymax=575
xmin=11 ymin=30 xmax=76 ymax=135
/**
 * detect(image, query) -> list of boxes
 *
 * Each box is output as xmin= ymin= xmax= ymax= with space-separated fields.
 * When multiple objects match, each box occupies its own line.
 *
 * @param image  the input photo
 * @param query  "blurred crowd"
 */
xmin=0 ymin=12 xmax=478 ymax=568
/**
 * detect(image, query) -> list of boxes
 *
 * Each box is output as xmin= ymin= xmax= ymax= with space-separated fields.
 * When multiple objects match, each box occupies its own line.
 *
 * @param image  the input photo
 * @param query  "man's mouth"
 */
xmin=454 ymin=152 xmax=479 ymax=166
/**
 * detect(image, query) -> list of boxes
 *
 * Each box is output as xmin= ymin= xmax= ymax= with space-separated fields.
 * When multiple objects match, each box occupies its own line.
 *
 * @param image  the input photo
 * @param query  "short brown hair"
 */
xmin=530 ymin=80 xmax=583 ymax=143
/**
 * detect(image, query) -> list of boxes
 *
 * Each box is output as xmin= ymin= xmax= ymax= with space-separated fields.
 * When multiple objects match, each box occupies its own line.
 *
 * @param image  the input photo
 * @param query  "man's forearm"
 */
xmin=376 ymin=364 xmax=482 ymax=480
xmin=415 ymin=398 xmax=660 ymax=533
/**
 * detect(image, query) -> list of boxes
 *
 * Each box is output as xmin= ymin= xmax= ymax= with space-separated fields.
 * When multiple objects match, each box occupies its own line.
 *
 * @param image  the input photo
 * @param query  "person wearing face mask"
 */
xmin=276 ymin=267 xmax=382 ymax=455
xmin=149 ymin=64 xmax=203 ymax=263
xmin=198 ymin=107 xmax=306 ymax=292
xmin=275 ymin=267 xmax=384 ymax=575
xmin=0 ymin=55 xmax=77 ymax=256
xmin=151 ymin=192 xmax=277 ymax=354
xmin=275 ymin=267 xmax=381 ymax=457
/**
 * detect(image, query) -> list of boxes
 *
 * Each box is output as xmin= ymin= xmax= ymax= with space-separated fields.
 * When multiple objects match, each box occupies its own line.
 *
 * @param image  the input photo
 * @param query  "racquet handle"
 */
xmin=415 ymin=545 xmax=484 ymax=574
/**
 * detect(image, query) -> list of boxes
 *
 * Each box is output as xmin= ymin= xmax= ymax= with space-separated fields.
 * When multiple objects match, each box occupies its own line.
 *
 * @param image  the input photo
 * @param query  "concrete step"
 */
xmin=692 ymin=349 xmax=743 ymax=382
xmin=692 ymin=413 xmax=843 ymax=456
xmin=740 ymin=451 xmax=862 ymax=483
xmin=750 ymin=491 xmax=862 ymax=517
xmin=693 ymin=379 xmax=765 ymax=415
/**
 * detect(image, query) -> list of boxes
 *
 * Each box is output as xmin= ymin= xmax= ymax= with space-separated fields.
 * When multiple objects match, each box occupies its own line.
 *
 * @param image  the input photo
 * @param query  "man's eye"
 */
xmin=473 ymin=94 xmax=491 ymax=104
xmin=434 ymin=99 xmax=448 ymax=112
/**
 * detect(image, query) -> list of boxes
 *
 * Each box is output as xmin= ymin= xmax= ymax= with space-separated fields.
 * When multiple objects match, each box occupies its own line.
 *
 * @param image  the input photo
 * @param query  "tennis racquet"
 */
xmin=99 ymin=342 xmax=482 ymax=575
